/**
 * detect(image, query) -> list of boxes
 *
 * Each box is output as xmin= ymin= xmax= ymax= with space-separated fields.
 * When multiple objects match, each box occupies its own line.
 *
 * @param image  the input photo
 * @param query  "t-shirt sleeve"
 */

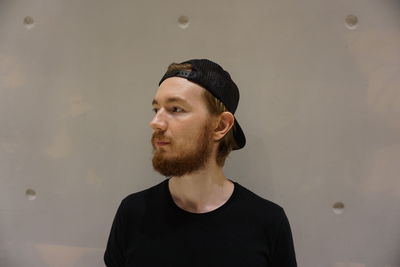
xmin=270 ymin=208 xmax=297 ymax=267
xmin=104 ymin=199 xmax=126 ymax=267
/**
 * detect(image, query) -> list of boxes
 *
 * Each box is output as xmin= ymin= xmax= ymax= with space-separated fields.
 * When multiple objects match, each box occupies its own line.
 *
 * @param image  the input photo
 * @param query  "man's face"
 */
xmin=150 ymin=77 xmax=216 ymax=177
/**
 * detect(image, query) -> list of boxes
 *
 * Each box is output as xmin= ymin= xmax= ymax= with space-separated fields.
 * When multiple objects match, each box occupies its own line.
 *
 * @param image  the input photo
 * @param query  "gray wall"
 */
xmin=1 ymin=0 xmax=400 ymax=266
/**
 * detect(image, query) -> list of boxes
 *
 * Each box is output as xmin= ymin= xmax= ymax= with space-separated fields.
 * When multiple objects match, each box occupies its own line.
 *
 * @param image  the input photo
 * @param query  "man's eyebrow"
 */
xmin=152 ymin=97 xmax=188 ymax=106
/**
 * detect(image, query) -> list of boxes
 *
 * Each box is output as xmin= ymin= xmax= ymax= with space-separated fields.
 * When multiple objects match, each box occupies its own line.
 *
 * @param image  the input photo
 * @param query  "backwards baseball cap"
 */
xmin=158 ymin=59 xmax=246 ymax=150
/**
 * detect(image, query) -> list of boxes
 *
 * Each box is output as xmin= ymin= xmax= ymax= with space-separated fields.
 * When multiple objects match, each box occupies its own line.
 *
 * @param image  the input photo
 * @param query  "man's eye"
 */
xmin=171 ymin=107 xmax=184 ymax=113
xmin=152 ymin=108 xmax=159 ymax=113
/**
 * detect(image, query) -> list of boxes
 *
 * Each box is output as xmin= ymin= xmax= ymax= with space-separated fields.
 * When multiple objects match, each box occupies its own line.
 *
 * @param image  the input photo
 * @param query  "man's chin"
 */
xmin=153 ymin=150 xmax=173 ymax=160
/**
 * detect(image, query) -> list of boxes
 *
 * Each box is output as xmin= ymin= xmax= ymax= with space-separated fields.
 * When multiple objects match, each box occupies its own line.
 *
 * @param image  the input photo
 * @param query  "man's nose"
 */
xmin=149 ymin=109 xmax=167 ymax=131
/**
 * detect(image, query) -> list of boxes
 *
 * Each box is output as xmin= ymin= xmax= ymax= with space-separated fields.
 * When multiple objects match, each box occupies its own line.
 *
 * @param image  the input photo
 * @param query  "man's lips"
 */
xmin=152 ymin=133 xmax=171 ymax=146
xmin=157 ymin=142 xmax=169 ymax=145
xmin=155 ymin=140 xmax=170 ymax=146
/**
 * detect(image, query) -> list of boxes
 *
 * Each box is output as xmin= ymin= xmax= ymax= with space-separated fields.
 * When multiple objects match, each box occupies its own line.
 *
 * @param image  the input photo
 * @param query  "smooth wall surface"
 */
xmin=1 ymin=0 xmax=400 ymax=266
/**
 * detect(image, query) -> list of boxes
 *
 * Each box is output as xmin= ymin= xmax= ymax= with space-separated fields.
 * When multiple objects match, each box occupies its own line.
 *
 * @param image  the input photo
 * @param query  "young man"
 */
xmin=104 ymin=59 xmax=297 ymax=266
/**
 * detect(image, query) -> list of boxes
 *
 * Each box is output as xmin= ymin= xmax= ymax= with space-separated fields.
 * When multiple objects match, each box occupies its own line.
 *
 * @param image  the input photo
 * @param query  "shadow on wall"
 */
xmin=4 ymin=242 xmax=104 ymax=267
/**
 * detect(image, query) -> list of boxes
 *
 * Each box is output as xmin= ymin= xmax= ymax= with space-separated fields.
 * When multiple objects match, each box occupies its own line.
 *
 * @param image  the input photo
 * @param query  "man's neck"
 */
xmin=168 ymin=163 xmax=234 ymax=213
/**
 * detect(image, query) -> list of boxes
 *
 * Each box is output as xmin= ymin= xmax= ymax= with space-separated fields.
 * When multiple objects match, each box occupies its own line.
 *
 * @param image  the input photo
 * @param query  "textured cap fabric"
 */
xmin=159 ymin=59 xmax=246 ymax=150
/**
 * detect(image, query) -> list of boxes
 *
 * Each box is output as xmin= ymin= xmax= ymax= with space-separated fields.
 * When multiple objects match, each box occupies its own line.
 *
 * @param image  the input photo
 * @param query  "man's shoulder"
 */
xmin=235 ymin=182 xmax=285 ymax=217
xmin=121 ymin=179 xmax=167 ymax=206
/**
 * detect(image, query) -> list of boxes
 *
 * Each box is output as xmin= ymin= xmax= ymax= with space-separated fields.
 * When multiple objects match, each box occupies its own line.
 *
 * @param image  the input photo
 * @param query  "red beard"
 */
xmin=151 ymin=123 xmax=214 ymax=177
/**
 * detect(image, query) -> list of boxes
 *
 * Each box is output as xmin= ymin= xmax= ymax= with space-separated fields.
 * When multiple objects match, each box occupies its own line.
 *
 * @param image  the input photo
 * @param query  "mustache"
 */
xmin=152 ymin=132 xmax=171 ymax=143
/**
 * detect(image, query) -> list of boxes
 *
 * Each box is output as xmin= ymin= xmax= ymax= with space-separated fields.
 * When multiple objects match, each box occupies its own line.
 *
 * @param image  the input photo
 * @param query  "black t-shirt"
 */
xmin=104 ymin=178 xmax=297 ymax=267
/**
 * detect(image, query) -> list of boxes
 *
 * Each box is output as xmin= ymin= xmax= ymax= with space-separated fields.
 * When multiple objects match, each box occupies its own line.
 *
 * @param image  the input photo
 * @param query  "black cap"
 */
xmin=159 ymin=59 xmax=246 ymax=150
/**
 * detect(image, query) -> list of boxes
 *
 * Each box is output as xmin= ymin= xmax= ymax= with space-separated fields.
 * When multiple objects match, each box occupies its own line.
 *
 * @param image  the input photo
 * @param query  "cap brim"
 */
xmin=232 ymin=119 xmax=246 ymax=150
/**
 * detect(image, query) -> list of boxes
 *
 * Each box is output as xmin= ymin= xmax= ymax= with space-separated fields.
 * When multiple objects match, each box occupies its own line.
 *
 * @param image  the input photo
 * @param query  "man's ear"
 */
xmin=213 ymin=112 xmax=234 ymax=141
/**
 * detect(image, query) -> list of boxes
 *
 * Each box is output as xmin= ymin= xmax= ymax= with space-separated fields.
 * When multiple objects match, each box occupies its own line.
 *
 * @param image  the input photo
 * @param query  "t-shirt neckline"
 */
xmin=164 ymin=177 xmax=238 ymax=216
